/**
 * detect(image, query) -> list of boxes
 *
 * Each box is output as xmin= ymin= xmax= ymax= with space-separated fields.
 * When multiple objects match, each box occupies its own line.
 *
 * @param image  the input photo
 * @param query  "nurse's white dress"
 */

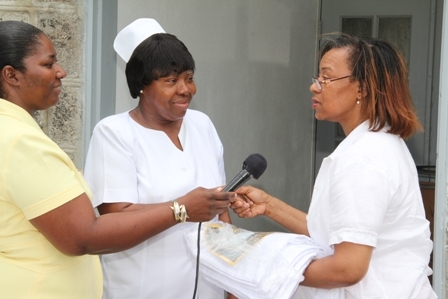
xmin=84 ymin=109 xmax=226 ymax=299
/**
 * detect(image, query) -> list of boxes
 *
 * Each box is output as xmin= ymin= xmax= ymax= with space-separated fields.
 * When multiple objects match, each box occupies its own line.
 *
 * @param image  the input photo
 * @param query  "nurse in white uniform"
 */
xmin=84 ymin=18 xmax=237 ymax=299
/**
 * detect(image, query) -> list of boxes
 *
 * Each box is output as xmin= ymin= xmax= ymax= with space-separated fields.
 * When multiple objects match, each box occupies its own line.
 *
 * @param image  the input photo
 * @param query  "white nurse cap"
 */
xmin=113 ymin=18 xmax=165 ymax=63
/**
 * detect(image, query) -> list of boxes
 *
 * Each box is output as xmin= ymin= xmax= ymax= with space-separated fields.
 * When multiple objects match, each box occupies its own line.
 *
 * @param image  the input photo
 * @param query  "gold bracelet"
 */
xmin=170 ymin=201 xmax=189 ymax=223
xmin=171 ymin=200 xmax=180 ymax=221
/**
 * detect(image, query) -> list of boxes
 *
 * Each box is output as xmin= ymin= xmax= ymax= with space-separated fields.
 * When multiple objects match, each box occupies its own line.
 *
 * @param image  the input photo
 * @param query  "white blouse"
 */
xmin=304 ymin=121 xmax=435 ymax=298
xmin=84 ymin=109 xmax=226 ymax=299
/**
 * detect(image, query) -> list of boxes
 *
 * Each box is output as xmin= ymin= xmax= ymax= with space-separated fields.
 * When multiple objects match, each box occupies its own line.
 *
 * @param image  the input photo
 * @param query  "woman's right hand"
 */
xmin=177 ymin=187 xmax=235 ymax=222
xmin=229 ymin=185 xmax=269 ymax=218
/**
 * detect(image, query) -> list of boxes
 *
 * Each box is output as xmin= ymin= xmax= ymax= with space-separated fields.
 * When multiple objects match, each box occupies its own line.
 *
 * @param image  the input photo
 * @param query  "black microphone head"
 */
xmin=242 ymin=153 xmax=267 ymax=179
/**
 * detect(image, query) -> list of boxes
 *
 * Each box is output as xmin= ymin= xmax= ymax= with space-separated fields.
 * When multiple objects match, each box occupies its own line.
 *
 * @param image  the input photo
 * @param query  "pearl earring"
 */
xmin=140 ymin=90 xmax=143 ymax=94
xmin=356 ymin=100 xmax=360 ymax=105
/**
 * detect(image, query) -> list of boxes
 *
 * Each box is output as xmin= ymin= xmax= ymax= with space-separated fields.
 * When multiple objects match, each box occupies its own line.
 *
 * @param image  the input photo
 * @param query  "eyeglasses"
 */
xmin=311 ymin=75 xmax=352 ymax=90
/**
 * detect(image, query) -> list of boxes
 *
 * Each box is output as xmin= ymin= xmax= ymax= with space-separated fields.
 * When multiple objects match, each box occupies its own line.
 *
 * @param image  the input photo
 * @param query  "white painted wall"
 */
xmin=114 ymin=0 xmax=320 ymax=231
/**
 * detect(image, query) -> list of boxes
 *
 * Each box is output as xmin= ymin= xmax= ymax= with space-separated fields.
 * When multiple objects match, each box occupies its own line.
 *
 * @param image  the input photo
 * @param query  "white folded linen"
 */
xmin=184 ymin=222 xmax=326 ymax=299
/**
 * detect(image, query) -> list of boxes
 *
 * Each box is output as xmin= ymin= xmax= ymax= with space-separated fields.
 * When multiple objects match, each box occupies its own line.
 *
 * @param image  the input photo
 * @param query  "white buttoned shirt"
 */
xmin=305 ymin=121 xmax=435 ymax=299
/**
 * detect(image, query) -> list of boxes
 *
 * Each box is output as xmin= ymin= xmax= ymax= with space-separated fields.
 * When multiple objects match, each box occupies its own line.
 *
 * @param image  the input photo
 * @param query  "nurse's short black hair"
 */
xmin=126 ymin=33 xmax=195 ymax=98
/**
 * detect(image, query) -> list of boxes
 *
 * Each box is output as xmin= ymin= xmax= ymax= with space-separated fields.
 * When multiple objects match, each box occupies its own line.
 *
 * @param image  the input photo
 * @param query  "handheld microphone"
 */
xmin=192 ymin=153 xmax=267 ymax=299
xmin=222 ymin=153 xmax=267 ymax=192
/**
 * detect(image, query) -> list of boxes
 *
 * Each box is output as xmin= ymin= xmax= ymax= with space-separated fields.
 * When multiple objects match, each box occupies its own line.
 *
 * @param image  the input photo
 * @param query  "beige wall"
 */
xmin=0 ymin=0 xmax=86 ymax=168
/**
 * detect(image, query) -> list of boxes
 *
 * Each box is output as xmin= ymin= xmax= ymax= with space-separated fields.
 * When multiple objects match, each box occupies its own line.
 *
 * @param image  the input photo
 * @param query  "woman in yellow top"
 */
xmin=0 ymin=20 xmax=235 ymax=299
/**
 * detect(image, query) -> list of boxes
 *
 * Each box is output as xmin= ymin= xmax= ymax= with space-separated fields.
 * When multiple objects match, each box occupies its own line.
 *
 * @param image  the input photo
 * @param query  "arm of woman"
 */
xmin=97 ymin=185 xmax=234 ymax=223
xmin=231 ymin=185 xmax=309 ymax=236
xmin=29 ymin=188 xmax=234 ymax=256
xmin=98 ymin=197 xmax=233 ymax=226
xmin=300 ymin=242 xmax=373 ymax=288
xmin=218 ymin=208 xmax=232 ymax=223
xmin=97 ymin=199 xmax=233 ymax=223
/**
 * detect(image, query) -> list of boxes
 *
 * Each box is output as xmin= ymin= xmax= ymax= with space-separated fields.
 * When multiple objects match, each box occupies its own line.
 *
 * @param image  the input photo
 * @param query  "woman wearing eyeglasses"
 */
xmin=230 ymin=34 xmax=436 ymax=298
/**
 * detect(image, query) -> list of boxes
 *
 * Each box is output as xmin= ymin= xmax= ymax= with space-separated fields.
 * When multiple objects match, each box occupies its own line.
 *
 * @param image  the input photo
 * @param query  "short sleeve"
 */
xmin=3 ymin=132 xmax=85 ymax=219
xmin=84 ymin=117 xmax=138 ymax=207
xmin=328 ymin=158 xmax=390 ymax=247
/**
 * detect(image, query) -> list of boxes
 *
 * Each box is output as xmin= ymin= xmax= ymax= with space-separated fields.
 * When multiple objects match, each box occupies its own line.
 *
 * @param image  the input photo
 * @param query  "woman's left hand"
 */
xmin=300 ymin=242 xmax=373 ymax=288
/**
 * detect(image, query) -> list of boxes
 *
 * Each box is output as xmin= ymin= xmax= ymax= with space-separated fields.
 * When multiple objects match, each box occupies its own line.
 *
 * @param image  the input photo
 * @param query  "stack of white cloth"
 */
xmin=184 ymin=221 xmax=325 ymax=299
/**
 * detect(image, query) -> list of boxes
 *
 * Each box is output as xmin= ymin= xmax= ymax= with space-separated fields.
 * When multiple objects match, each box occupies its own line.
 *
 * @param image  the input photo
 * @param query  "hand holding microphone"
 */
xmin=223 ymin=153 xmax=271 ymax=218
xmin=178 ymin=153 xmax=267 ymax=222
xmin=177 ymin=187 xmax=236 ymax=222
xmin=230 ymin=185 xmax=271 ymax=218
xmin=219 ymin=153 xmax=271 ymax=218
xmin=222 ymin=153 xmax=267 ymax=192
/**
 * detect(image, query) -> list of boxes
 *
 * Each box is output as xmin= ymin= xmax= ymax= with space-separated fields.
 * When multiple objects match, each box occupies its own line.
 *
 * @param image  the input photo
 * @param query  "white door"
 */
xmin=316 ymin=0 xmax=436 ymax=175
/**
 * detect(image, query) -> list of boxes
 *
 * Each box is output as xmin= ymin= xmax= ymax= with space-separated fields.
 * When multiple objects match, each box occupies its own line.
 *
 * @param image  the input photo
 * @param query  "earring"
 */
xmin=140 ymin=90 xmax=143 ymax=94
xmin=356 ymin=100 xmax=360 ymax=105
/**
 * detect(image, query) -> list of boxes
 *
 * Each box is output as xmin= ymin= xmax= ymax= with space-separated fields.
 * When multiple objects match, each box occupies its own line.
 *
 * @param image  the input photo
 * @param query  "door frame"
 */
xmin=433 ymin=0 xmax=448 ymax=295
xmin=83 ymin=0 xmax=118 ymax=167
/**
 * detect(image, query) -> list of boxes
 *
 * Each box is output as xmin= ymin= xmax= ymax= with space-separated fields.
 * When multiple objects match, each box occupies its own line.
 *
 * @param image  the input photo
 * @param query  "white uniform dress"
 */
xmin=84 ymin=109 xmax=226 ymax=299
xmin=294 ymin=121 xmax=436 ymax=298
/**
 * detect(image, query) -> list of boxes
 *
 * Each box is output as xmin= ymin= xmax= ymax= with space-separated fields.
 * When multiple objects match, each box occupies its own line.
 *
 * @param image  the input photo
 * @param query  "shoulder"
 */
xmin=4 ymin=121 xmax=60 ymax=155
xmin=184 ymin=109 xmax=217 ymax=129
xmin=185 ymin=109 xmax=212 ymax=123
xmin=91 ymin=111 xmax=133 ymax=138
xmin=184 ymin=109 xmax=222 ymax=144
xmin=93 ymin=111 xmax=130 ymax=130
xmin=336 ymin=130 xmax=407 ymax=173
xmin=357 ymin=130 xmax=403 ymax=155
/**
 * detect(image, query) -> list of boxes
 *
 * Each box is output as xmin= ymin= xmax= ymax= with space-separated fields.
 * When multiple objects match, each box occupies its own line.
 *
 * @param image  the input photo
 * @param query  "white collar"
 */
xmin=328 ymin=120 xmax=374 ymax=160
